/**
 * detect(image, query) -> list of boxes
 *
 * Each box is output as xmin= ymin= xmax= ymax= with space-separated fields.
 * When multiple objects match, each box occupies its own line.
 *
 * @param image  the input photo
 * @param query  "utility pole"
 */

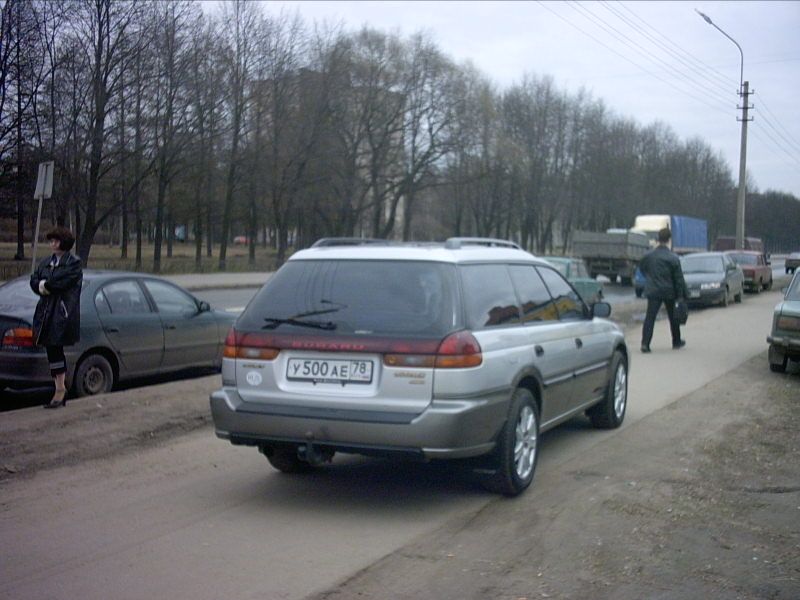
xmin=696 ymin=10 xmax=752 ymax=250
xmin=736 ymin=81 xmax=753 ymax=250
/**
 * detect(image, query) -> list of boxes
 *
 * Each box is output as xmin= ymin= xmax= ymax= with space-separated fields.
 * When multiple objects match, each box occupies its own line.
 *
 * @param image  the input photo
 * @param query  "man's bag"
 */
xmin=674 ymin=299 xmax=688 ymax=325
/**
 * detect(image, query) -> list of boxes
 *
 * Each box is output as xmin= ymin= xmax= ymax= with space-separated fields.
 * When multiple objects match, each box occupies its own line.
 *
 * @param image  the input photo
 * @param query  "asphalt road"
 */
xmin=0 ymin=286 xmax=787 ymax=600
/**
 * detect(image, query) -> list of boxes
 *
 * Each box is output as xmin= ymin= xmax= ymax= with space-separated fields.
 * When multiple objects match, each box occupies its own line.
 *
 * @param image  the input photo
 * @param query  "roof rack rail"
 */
xmin=444 ymin=237 xmax=522 ymax=250
xmin=311 ymin=237 xmax=389 ymax=248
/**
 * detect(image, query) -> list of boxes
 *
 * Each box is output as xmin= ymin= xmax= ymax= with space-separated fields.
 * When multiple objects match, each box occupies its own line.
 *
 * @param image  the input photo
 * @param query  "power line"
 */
xmin=599 ymin=0 xmax=735 ymax=96
xmin=535 ymin=1 xmax=733 ymax=117
xmin=756 ymin=95 xmax=800 ymax=155
xmin=750 ymin=125 xmax=800 ymax=170
xmin=612 ymin=1 xmax=739 ymax=91
xmin=566 ymin=0 xmax=732 ymax=103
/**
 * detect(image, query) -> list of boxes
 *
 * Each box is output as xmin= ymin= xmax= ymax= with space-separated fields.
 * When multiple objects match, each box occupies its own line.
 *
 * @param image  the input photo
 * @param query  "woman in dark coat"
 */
xmin=30 ymin=226 xmax=83 ymax=408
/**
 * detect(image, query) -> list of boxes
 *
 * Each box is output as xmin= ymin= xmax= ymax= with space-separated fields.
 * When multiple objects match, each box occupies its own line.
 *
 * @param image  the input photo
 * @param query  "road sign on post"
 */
xmin=31 ymin=161 xmax=55 ymax=274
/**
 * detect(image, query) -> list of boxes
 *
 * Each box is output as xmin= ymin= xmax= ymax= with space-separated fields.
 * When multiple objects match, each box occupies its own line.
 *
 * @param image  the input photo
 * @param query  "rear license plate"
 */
xmin=287 ymin=358 xmax=374 ymax=384
xmin=689 ymin=290 xmax=700 ymax=298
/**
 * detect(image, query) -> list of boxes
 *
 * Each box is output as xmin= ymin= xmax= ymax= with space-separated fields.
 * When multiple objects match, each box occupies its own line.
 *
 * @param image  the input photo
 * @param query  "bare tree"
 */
xmin=148 ymin=0 xmax=198 ymax=272
xmin=217 ymin=0 xmax=261 ymax=270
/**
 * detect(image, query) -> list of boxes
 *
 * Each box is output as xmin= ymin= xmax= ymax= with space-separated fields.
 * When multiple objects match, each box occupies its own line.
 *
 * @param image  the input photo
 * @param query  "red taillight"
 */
xmin=223 ymin=329 xmax=280 ymax=361
xmin=384 ymin=331 xmax=483 ymax=369
xmin=222 ymin=329 xmax=482 ymax=369
xmin=2 ymin=327 xmax=34 ymax=349
xmin=434 ymin=331 xmax=483 ymax=368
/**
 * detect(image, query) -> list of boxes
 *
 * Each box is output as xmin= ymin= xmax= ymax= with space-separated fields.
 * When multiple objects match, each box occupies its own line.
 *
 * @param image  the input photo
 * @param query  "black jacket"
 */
xmin=30 ymin=252 xmax=83 ymax=346
xmin=639 ymin=245 xmax=687 ymax=300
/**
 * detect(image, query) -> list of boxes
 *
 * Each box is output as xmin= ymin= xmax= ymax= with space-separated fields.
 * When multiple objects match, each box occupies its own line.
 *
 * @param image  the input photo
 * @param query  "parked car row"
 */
xmin=0 ymin=271 xmax=236 ymax=397
xmin=635 ymin=250 xmax=777 ymax=307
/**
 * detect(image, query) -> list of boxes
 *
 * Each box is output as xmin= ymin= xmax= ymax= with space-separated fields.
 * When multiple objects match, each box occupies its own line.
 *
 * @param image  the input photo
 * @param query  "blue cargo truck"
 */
xmin=631 ymin=214 xmax=708 ymax=254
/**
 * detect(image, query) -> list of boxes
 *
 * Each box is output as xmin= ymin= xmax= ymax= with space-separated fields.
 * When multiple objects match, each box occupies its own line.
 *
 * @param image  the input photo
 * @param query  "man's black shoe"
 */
xmin=672 ymin=339 xmax=686 ymax=349
xmin=641 ymin=344 xmax=651 ymax=353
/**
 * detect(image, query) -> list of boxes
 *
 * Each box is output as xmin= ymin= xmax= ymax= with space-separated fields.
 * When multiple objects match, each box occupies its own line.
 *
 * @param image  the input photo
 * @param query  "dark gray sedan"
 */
xmin=0 ymin=270 xmax=236 ymax=397
xmin=680 ymin=252 xmax=745 ymax=307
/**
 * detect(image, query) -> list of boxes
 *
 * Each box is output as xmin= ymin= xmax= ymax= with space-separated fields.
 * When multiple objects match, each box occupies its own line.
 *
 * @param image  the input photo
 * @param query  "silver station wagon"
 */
xmin=211 ymin=238 xmax=629 ymax=495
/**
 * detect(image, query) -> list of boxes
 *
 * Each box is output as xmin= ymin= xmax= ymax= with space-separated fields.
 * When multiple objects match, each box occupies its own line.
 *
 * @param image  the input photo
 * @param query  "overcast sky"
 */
xmin=237 ymin=1 xmax=800 ymax=199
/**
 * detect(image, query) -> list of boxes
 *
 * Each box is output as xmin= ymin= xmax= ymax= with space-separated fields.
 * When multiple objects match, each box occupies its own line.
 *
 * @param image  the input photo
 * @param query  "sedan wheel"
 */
xmin=73 ymin=353 xmax=114 ymax=397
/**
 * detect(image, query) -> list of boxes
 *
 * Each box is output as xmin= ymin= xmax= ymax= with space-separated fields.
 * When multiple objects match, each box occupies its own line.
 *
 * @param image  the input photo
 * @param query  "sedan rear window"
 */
xmin=681 ymin=256 xmax=724 ymax=273
xmin=237 ymin=260 xmax=460 ymax=337
xmin=0 ymin=279 xmax=37 ymax=311
xmin=728 ymin=253 xmax=757 ymax=265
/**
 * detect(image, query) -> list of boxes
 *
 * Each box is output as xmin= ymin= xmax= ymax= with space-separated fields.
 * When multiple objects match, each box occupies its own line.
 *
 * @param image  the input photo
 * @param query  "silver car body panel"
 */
xmin=212 ymin=241 xmax=627 ymax=458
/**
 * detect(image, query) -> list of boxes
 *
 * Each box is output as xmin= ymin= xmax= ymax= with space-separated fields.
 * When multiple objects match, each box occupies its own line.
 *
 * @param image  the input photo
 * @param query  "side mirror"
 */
xmin=592 ymin=301 xmax=611 ymax=318
xmin=198 ymin=300 xmax=211 ymax=313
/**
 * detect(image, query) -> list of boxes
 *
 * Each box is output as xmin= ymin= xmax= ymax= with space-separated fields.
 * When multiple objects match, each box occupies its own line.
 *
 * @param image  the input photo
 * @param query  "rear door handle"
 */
xmin=534 ymin=345 xmax=544 ymax=357
xmin=104 ymin=327 xmax=119 ymax=333
xmin=575 ymin=338 xmax=583 ymax=349
xmin=164 ymin=324 xmax=177 ymax=330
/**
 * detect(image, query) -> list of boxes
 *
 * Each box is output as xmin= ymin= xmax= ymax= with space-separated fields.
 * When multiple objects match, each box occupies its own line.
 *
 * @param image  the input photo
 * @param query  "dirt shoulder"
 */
xmin=0 ymin=374 xmax=218 ymax=482
xmin=313 ymin=354 xmax=800 ymax=600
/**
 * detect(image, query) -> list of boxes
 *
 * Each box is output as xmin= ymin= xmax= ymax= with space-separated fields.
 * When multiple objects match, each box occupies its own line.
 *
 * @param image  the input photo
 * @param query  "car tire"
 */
xmin=734 ymin=289 xmax=743 ymax=303
xmin=764 ymin=278 xmax=772 ymax=291
xmin=768 ymin=346 xmax=788 ymax=373
xmin=588 ymin=351 xmax=628 ymax=429
xmin=635 ymin=288 xmax=643 ymax=298
xmin=72 ymin=353 xmax=114 ymax=397
xmin=483 ymin=388 xmax=539 ymax=496
xmin=721 ymin=287 xmax=729 ymax=307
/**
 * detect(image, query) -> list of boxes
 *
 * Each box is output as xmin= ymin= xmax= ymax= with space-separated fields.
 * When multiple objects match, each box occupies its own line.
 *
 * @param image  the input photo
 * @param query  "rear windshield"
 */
xmin=237 ymin=260 xmax=461 ymax=337
xmin=681 ymin=256 xmax=723 ymax=273
xmin=0 ymin=278 xmax=38 ymax=311
xmin=728 ymin=253 xmax=757 ymax=265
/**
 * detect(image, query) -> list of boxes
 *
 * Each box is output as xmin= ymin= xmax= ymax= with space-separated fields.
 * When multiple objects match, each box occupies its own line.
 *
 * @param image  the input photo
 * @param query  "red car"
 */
xmin=726 ymin=250 xmax=773 ymax=292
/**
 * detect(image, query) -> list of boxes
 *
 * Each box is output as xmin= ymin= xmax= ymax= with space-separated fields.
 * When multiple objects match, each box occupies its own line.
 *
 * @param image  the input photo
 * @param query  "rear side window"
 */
xmin=508 ymin=265 xmax=558 ymax=322
xmin=238 ymin=260 xmax=460 ymax=337
xmin=536 ymin=267 xmax=585 ymax=320
xmin=100 ymin=280 xmax=151 ymax=315
xmin=460 ymin=264 xmax=520 ymax=329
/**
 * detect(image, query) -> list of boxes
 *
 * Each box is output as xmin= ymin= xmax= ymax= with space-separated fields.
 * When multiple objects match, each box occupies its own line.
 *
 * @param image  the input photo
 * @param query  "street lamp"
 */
xmin=696 ymin=10 xmax=751 ymax=251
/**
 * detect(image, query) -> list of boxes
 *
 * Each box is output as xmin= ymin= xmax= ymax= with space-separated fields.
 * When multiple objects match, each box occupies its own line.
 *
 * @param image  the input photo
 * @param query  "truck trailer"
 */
xmin=571 ymin=229 xmax=650 ymax=285
xmin=631 ymin=214 xmax=708 ymax=254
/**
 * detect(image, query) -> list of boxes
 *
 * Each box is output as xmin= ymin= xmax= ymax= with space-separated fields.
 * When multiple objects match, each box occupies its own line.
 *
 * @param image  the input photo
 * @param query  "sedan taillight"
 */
xmin=2 ymin=327 xmax=34 ymax=349
xmin=777 ymin=315 xmax=800 ymax=331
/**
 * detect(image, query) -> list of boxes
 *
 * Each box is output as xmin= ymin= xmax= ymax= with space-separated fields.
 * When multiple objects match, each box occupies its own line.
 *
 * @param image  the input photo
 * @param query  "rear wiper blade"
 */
xmin=263 ymin=307 xmax=340 ymax=330
xmin=263 ymin=318 xmax=337 ymax=330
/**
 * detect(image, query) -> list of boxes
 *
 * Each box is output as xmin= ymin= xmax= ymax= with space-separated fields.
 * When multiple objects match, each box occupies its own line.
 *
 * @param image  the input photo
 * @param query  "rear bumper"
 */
xmin=686 ymin=288 xmax=726 ymax=306
xmin=0 ymin=350 xmax=78 ymax=389
xmin=210 ymin=386 xmax=511 ymax=460
xmin=767 ymin=335 xmax=800 ymax=358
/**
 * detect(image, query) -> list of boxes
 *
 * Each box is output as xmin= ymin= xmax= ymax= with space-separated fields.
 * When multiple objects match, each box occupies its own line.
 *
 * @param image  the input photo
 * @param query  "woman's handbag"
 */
xmin=674 ymin=299 xmax=688 ymax=325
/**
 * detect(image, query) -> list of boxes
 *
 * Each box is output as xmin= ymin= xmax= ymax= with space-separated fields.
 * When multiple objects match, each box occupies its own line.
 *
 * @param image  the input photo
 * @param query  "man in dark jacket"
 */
xmin=639 ymin=227 xmax=688 ymax=353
